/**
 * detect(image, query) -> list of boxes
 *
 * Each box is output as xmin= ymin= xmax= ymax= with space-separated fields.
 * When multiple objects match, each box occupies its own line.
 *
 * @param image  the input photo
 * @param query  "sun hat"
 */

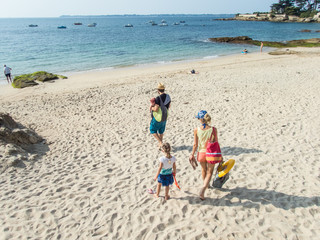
xmin=195 ymin=110 xmax=207 ymax=119
xmin=157 ymin=83 xmax=165 ymax=90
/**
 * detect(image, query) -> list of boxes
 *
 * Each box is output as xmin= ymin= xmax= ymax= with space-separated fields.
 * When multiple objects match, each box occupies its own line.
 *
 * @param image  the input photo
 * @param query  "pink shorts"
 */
xmin=197 ymin=152 xmax=206 ymax=163
xmin=197 ymin=152 xmax=222 ymax=165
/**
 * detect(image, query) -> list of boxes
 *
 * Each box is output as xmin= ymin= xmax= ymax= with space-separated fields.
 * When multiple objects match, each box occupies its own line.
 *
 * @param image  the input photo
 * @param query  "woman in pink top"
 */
xmin=189 ymin=110 xmax=220 ymax=200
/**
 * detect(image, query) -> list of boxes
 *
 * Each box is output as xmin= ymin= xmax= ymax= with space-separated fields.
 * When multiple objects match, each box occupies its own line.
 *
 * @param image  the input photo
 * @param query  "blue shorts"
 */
xmin=157 ymin=174 xmax=174 ymax=187
xmin=150 ymin=117 xmax=166 ymax=134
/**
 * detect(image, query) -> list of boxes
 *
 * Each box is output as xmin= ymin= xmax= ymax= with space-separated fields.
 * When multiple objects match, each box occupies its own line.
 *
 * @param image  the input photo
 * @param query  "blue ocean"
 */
xmin=1 ymin=14 xmax=320 ymax=81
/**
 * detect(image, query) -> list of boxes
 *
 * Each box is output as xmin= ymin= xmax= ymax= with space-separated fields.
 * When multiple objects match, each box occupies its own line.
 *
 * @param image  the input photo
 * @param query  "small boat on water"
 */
xmin=28 ymin=24 xmax=38 ymax=27
xmin=151 ymin=22 xmax=158 ymax=26
xmin=173 ymin=22 xmax=180 ymax=25
xmin=57 ymin=26 xmax=67 ymax=29
xmin=124 ymin=24 xmax=133 ymax=27
xmin=161 ymin=19 xmax=167 ymax=23
xmin=74 ymin=22 xmax=82 ymax=25
xmin=159 ymin=23 xmax=168 ymax=26
xmin=180 ymin=20 xmax=185 ymax=23
xmin=88 ymin=23 xmax=97 ymax=27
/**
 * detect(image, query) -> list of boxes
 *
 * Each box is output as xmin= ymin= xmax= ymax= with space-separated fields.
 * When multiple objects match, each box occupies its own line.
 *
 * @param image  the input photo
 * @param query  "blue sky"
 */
xmin=2 ymin=0 xmax=276 ymax=18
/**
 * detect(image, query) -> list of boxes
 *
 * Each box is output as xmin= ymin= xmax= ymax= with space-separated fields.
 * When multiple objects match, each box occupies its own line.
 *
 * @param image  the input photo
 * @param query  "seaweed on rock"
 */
xmin=12 ymin=71 xmax=67 ymax=89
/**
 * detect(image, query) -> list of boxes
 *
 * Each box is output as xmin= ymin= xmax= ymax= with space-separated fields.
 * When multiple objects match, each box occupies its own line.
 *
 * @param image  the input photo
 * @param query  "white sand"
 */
xmin=1 ymin=48 xmax=320 ymax=239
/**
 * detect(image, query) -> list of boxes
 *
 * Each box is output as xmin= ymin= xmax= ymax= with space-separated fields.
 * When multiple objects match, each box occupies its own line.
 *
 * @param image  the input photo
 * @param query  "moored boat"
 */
xmin=28 ymin=24 xmax=38 ymax=27
xmin=74 ymin=22 xmax=82 ymax=25
xmin=88 ymin=23 xmax=97 ymax=27
xmin=124 ymin=24 xmax=133 ymax=27
xmin=57 ymin=26 xmax=67 ymax=29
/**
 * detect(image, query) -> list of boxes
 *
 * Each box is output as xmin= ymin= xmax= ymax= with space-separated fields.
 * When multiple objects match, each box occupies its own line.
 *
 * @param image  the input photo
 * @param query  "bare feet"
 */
xmin=165 ymin=195 xmax=170 ymax=200
xmin=199 ymin=187 xmax=205 ymax=201
xmin=154 ymin=194 xmax=159 ymax=198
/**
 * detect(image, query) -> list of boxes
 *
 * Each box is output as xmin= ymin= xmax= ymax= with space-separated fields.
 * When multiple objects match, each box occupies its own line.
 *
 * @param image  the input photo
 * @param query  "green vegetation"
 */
xmin=271 ymin=0 xmax=319 ymax=17
xmin=209 ymin=36 xmax=320 ymax=48
xmin=12 ymin=71 xmax=67 ymax=89
xmin=300 ymin=9 xmax=318 ymax=17
xmin=250 ymin=40 xmax=320 ymax=48
xmin=237 ymin=40 xmax=320 ymax=48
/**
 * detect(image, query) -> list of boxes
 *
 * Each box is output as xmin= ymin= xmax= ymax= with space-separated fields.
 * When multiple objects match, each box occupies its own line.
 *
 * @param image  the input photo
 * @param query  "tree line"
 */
xmin=271 ymin=0 xmax=319 ymax=17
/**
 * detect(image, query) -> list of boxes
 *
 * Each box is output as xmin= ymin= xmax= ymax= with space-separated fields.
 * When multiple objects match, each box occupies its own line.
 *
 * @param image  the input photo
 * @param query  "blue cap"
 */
xmin=195 ymin=110 xmax=207 ymax=119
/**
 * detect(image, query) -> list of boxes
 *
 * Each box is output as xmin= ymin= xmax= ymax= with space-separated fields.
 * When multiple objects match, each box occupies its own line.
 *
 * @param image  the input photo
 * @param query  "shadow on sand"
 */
xmin=173 ymin=145 xmax=193 ymax=152
xmin=173 ymin=145 xmax=263 ymax=156
xmin=221 ymin=146 xmax=263 ymax=156
xmin=180 ymin=187 xmax=319 ymax=210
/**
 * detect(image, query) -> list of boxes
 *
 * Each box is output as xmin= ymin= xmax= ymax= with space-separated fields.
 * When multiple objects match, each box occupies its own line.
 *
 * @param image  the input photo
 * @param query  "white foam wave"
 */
xmin=203 ymin=55 xmax=218 ymax=59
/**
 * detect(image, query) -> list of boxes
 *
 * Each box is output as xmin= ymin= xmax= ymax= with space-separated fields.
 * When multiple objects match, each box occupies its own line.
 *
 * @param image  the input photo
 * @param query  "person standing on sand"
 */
xmin=189 ymin=110 xmax=222 ymax=200
xmin=260 ymin=42 xmax=264 ymax=52
xmin=3 ymin=65 xmax=12 ymax=83
xmin=154 ymin=142 xmax=176 ymax=200
xmin=150 ymin=83 xmax=171 ymax=148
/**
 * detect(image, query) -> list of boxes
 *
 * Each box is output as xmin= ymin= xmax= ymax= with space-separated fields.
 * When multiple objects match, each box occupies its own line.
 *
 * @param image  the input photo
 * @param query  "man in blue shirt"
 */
xmin=4 ymin=65 xmax=12 ymax=83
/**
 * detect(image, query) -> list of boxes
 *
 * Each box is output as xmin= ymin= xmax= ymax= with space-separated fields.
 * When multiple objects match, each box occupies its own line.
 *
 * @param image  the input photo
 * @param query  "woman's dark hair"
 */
xmin=158 ymin=89 xmax=165 ymax=93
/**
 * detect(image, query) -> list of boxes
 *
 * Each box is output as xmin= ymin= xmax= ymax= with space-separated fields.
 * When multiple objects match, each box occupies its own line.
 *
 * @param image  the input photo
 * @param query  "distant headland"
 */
xmin=215 ymin=12 xmax=320 ymax=23
xmin=215 ymin=0 xmax=320 ymax=23
xmin=59 ymin=14 xmax=226 ymax=18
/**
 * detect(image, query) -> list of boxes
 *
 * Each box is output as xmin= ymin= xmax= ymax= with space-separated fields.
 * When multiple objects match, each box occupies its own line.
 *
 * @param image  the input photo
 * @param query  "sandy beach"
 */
xmin=1 ymin=48 xmax=320 ymax=239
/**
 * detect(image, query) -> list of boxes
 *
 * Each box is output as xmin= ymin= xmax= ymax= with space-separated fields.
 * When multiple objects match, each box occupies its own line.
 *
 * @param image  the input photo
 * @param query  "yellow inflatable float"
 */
xmin=217 ymin=159 xmax=235 ymax=178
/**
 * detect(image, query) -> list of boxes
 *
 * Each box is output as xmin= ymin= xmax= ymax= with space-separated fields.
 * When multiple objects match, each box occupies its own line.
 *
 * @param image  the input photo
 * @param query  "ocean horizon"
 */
xmin=1 ymin=14 xmax=320 ymax=84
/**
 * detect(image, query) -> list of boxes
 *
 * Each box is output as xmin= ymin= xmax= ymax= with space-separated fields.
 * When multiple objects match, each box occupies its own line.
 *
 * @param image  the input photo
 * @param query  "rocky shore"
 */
xmin=12 ymin=71 xmax=67 ymax=88
xmin=208 ymin=36 xmax=320 ymax=48
xmin=215 ymin=12 xmax=320 ymax=23
xmin=0 ymin=113 xmax=47 ymax=173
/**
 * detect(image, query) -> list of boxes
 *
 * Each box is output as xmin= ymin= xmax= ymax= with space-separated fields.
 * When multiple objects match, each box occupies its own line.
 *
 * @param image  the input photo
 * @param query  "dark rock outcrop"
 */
xmin=208 ymin=36 xmax=320 ymax=48
xmin=0 ymin=113 xmax=43 ymax=145
xmin=208 ymin=36 xmax=256 ymax=44
xmin=12 ymin=71 xmax=67 ymax=89
xmin=208 ymin=36 xmax=285 ymax=47
xmin=0 ymin=113 xmax=46 ymax=172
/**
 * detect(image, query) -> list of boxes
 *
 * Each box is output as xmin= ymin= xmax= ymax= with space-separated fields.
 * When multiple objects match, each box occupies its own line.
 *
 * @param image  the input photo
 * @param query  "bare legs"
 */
xmin=152 ymin=133 xmax=163 ymax=148
xmin=199 ymin=161 xmax=207 ymax=180
xmin=155 ymin=183 xmax=161 ymax=198
xmin=6 ymin=75 xmax=12 ymax=84
xmin=154 ymin=183 xmax=170 ymax=200
xmin=199 ymin=163 xmax=215 ymax=200
xmin=164 ymin=186 xmax=170 ymax=200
